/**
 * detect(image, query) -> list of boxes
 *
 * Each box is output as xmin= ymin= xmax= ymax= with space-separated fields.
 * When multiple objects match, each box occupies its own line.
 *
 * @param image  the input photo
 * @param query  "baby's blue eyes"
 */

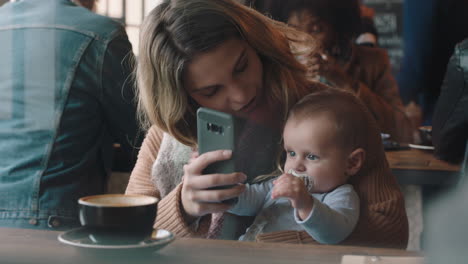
xmin=287 ymin=151 xmax=318 ymax=160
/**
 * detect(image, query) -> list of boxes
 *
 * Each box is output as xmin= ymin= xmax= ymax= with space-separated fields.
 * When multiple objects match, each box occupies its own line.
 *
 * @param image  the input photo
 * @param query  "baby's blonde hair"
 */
xmin=288 ymin=88 xmax=372 ymax=153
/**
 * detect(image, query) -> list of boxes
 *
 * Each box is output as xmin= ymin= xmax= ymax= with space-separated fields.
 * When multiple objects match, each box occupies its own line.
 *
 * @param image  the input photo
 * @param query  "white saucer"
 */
xmin=380 ymin=133 xmax=390 ymax=140
xmin=58 ymin=227 xmax=174 ymax=254
xmin=408 ymin=144 xmax=435 ymax=150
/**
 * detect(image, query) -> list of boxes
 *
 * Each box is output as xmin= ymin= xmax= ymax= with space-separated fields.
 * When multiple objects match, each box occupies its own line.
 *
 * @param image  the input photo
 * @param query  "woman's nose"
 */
xmin=226 ymin=82 xmax=250 ymax=110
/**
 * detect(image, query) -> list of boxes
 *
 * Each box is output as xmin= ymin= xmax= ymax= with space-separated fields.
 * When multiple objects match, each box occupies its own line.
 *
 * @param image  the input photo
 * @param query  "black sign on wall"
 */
xmin=362 ymin=0 xmax=404 ymax=75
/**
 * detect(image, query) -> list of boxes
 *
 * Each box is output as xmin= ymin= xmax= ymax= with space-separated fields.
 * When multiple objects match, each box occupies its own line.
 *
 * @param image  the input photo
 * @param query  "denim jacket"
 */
xmin=0 ymin=0 xmax=142 ymax=229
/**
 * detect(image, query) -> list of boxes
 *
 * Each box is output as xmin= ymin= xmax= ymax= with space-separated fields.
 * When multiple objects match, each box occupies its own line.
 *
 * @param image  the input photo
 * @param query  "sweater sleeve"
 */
xmin=125 ymin=126 xmax=163 ymax=197
xmin=294 ymin=185 xmax=360 ymax=244
xmin=355 ymin=57 xmax=413 ymax=143
xmin=125 ymin=126 xmax=211 ymax=237
xmin=351 ymin=46 xmax=413 ymax=143
xmin=154 ymin=183 xmax=212 ymax=237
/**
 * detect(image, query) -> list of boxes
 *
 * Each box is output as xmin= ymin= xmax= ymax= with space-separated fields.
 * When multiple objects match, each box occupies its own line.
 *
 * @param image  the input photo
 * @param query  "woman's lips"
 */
xmin=238 ymin=97 xmax=256 ymax=113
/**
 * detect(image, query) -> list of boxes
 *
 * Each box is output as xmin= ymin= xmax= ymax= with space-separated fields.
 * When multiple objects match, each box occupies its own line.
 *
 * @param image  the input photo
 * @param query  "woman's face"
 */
xmin=184 ymin=38 xmax=264 ymax=120
xmin=287 ymin=9 xmax=333 ymax=52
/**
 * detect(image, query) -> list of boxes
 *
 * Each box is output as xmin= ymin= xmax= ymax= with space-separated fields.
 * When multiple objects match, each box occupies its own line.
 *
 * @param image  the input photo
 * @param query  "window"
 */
xmin=96 ymin=0 xmax=162 ymax=54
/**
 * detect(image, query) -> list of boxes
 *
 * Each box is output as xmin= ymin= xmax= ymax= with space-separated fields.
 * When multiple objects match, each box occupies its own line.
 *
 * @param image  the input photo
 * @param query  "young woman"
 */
xmin=126 ymin=0 xmax=408 ymax=248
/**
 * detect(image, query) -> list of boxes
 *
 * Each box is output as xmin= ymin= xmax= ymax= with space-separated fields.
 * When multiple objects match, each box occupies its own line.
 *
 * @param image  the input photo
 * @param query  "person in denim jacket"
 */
xmin=0 ymin=0 xmax=142 ymax=229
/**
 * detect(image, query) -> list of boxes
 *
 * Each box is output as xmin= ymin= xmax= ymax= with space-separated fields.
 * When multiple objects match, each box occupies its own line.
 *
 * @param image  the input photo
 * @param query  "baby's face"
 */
xmin=283 ymin=115 xmax=350 ymax=193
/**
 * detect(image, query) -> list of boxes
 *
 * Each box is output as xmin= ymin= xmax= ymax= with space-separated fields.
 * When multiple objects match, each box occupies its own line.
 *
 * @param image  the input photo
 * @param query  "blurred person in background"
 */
xmin=397 ymin=0 xmax=468 ymax=126
xmin=432 ymin=39 xmax=468 ymax=164
xmin=0 ymin=0 xmax=142 ymax=230
xmin=397 ymin=2 xmax=468 ymax=249
xmin=356 ymin=4 xmax=378 ymax=48
xmin=250 ymin=0 xmax=413 ymax=143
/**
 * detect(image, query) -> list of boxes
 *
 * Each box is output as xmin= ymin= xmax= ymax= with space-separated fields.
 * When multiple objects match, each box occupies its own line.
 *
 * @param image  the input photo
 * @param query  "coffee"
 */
xmin=79 ymin=195 xmax=157 ymax=207
xmin=418 ymin=126 xmax=432 ymax=146
xmin=78 ymin=194 xmax=159 ymax=243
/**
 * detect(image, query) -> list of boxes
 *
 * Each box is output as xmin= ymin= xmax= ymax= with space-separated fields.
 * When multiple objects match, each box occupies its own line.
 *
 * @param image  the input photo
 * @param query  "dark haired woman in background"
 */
xmin=251 ymin=0 xmax=413 ymax=143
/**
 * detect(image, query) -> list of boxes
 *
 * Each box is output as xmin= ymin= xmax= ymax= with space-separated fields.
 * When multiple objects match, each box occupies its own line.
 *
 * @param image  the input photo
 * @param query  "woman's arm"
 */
xmin=126 ymin=126 xmax=207 ymax=237
xmin=357 ymin=80 xmax=413 ymax=143
xmin=354 ymin=48 xmax=413 ymax=143
xmin=125 ymin=126 xmax=163 ymax=196
xmin=126 ymin=126 xmax=247 ymax=237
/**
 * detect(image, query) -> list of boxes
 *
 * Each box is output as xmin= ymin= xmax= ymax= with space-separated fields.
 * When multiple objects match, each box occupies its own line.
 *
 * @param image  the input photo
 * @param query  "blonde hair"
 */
xmin=288 ymin=88 xmax=372 ymax=153
xmin=136 ymin=0 xmax=316 ymax=147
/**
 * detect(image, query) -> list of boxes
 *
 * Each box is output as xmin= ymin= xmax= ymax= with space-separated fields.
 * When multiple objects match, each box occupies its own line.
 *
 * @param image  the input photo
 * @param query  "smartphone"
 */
xmin=197 ymin=107 xmax=244 ymax=204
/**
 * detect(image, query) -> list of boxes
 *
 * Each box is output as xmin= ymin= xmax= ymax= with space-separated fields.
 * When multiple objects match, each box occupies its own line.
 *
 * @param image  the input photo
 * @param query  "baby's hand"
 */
xmin=272 ymin=173 xmax=314 ymax=220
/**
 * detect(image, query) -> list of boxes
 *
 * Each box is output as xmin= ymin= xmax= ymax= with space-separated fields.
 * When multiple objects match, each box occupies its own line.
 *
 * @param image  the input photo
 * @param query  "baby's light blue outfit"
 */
xmin=229 ymin=179 xmax=360 ymax=244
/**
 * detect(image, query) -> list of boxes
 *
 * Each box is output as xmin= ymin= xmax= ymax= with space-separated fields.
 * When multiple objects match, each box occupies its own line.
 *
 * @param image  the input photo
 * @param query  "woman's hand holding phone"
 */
xmin=181 ymin=149 xmax=247 ymax=218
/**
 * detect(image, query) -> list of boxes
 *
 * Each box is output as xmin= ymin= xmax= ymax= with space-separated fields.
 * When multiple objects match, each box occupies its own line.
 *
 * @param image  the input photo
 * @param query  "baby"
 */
xmin=229 ymin=89 xmax=368 ymax=244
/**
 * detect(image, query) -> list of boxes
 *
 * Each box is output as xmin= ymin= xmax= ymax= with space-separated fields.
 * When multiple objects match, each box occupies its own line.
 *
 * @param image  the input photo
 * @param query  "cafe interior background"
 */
xmin=91 ymin=0 xmax=461 ymax=255
xmin=1 ymin=0 xmax=466 ymax=262
xmin=0 ymin=0 xmax=423 ymax=243
xmin=93 ymin=0 xmax=412 ymax=223
xmin=106 ymin=0 xmax=412 ymax=251
xmin=36 ymin=0 xmax=408 ymax=195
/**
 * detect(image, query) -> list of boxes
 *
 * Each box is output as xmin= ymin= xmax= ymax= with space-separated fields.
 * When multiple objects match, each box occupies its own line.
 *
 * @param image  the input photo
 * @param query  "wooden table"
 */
xmin=386 ymin=149 xmax=461 ymax=185
xmin=0 ymin=228 xmax=421 ymax=264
